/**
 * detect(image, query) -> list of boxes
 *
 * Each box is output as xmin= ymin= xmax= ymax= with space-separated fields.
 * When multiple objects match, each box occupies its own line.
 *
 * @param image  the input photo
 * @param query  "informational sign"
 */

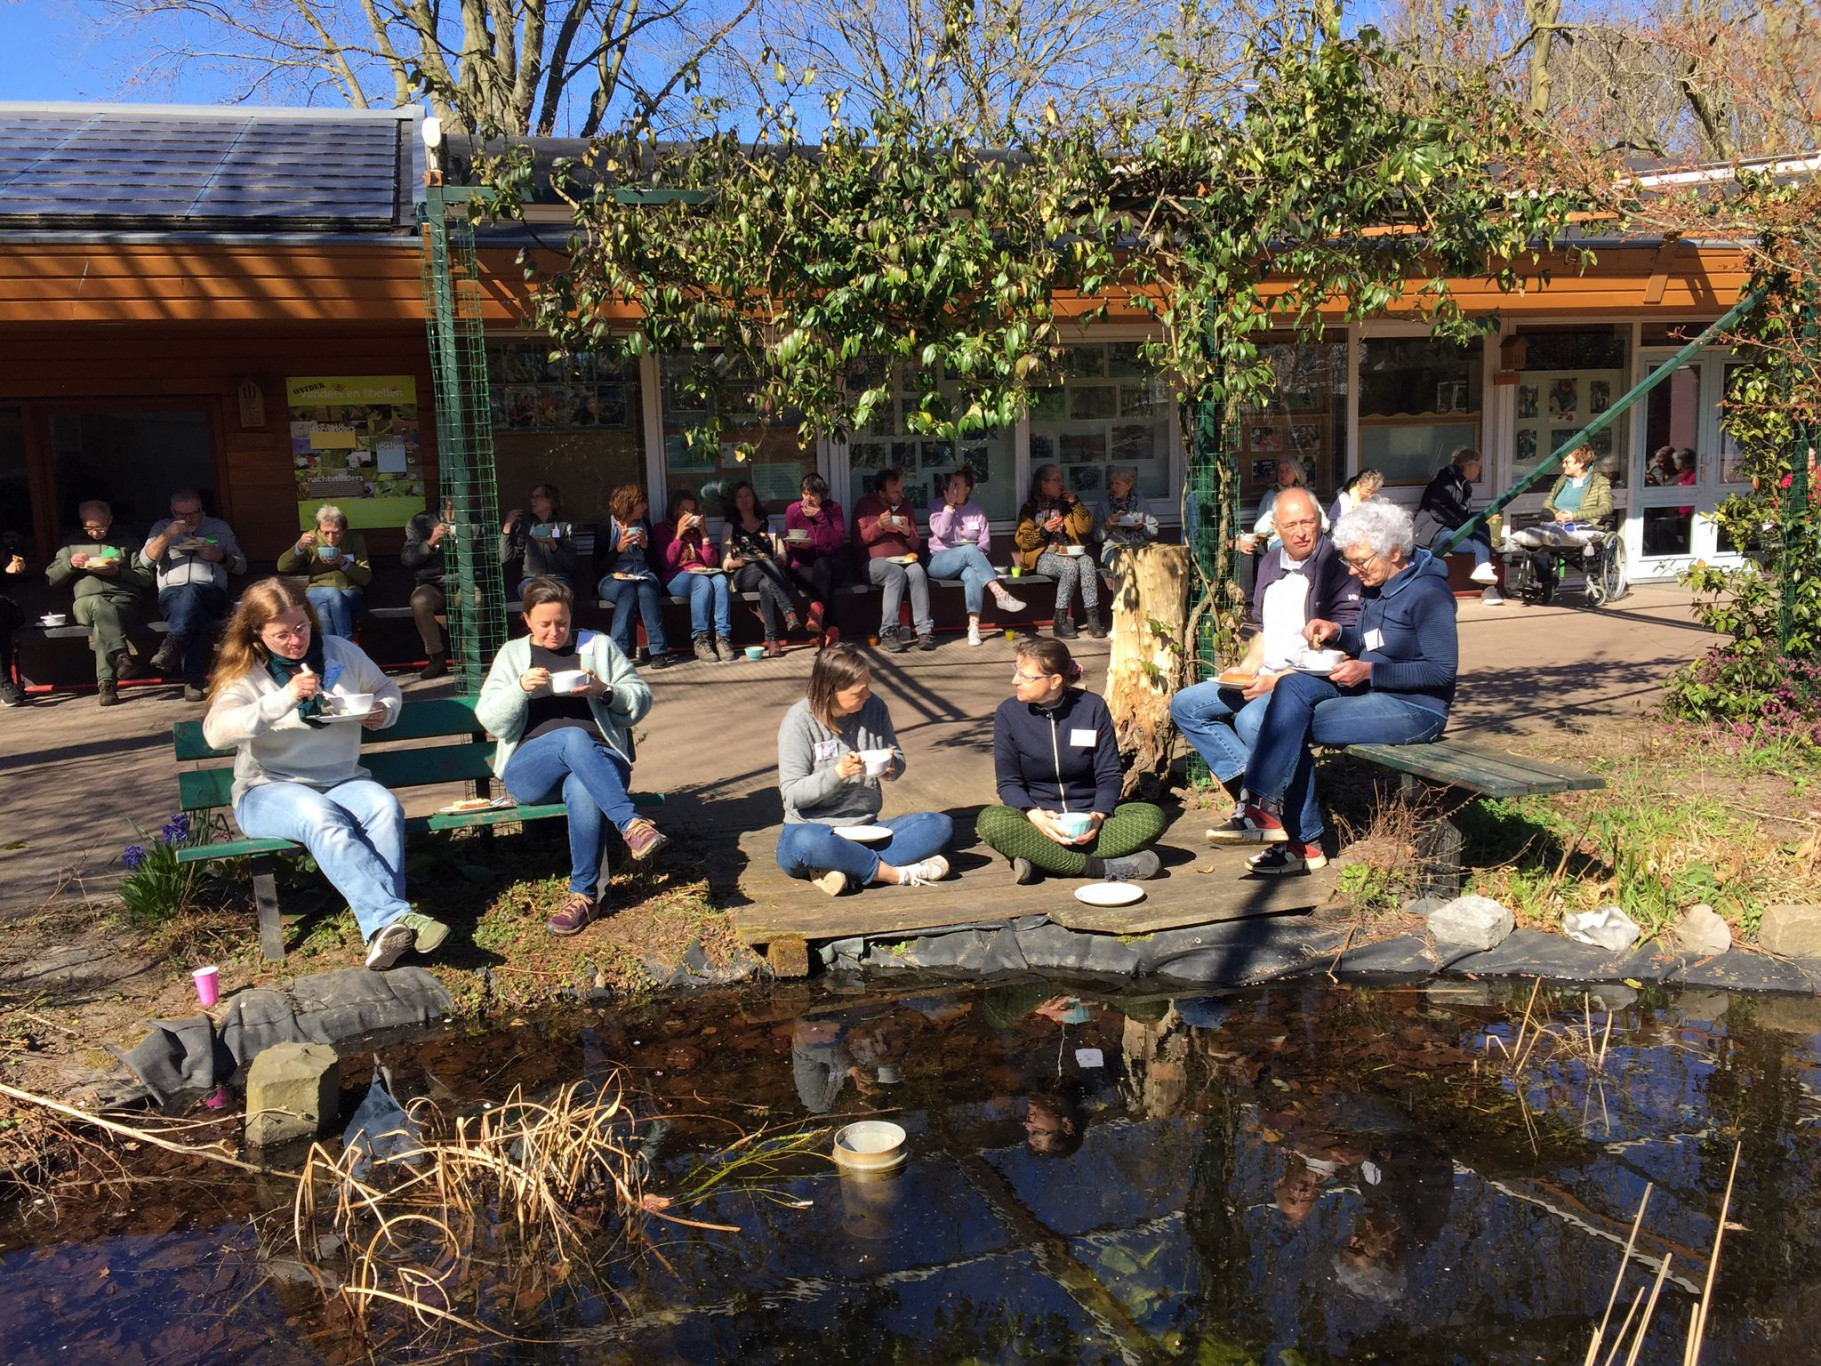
xmin=286 ymin=376 xmax=424 ymax=530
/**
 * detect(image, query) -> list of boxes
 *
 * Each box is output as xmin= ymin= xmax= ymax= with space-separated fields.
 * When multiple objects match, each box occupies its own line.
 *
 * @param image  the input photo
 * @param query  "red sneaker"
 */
xmin=804 ymin=601 xmax=824 ymax=636
xmin=623 ymin=818 xmax=668 ymax=861
xmin=1206 ymin=803 xmax=1288 ymax=844
xmin=546 ymin=893 xmax=597 ymax=936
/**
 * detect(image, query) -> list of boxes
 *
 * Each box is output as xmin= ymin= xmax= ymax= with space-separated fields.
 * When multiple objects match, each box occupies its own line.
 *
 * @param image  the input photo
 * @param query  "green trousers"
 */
xmin=976 ymin=802 xmax=1167 ymax=876
xmin=73 ymin=594 xmax=143 ymax=682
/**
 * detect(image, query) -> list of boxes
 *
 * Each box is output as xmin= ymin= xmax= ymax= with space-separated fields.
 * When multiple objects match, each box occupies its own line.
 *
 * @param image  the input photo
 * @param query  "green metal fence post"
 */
xmin=1784 ymin=278 xmax=1818 ymax=656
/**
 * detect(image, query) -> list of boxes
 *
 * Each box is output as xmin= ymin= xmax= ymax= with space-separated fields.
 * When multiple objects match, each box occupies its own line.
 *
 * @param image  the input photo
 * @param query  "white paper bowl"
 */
xmin=549 ymin=669 xmax=592 ymax=694
xmin=833 ymin=1120 xmax=907 ymax=1172
xmin=332 ymin=691 xmax=375 ymax=715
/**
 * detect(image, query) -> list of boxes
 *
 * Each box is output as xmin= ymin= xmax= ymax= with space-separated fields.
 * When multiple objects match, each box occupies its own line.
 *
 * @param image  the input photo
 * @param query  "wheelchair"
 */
xmin=1502 ymin=527 xmax=1629 ymax=607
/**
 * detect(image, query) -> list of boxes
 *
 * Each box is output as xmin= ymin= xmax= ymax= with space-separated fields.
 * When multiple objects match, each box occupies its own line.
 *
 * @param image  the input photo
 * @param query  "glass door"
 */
xmin=1630 ymin=350 xmax=1749 ymax=579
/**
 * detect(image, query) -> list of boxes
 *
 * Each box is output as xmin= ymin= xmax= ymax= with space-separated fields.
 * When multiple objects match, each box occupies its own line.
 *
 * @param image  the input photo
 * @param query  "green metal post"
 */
xmin=1783 ymin=279 xmax=1817 ymax=655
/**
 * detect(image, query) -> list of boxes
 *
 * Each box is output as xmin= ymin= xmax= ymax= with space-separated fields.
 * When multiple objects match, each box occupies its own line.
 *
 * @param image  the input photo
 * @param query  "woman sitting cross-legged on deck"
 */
xmin=1226 ymin=500 xmax=1457 ymax=875
xmin=976 ymin=637 xmax=1166 ymax=883
xmin=776 ymin=643 xmax=952 ymax=896
xmin=476 ymin=577 xmax=669 ymax=937
xmin=202 ymin=577 xmax=445 ymax=970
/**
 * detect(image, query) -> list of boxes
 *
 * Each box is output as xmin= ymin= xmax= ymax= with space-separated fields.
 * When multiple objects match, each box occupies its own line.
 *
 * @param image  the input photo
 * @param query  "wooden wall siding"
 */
xmin=0 ymin=325 xmax=436 ymax=561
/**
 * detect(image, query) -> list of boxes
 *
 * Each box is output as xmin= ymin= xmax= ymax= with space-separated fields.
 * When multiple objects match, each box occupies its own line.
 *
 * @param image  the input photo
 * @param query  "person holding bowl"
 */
xmin=1232 ymin=500 xmax=1457 ymax=874
xmin=926 ymin=466 xmax=1025 ymax=647
xmin=202 ymin=576 xmax=443 ymax=970
xmin=498 ymin=482 xmax=577 ymax=597
xmin=1013 ymin=464 xmax=1100 ymax=638
xmin=977 ymin=637 xmax=1166 ymax=883
xmin=655 ymin=487 xmax=735 ymax=663
xmin=277 ymin=503 xmax=371 ymax=638
xmin=776 ymin=642 xmax=951 ymax=896
xmin=477 ymin=577 xmax=667 ymax=936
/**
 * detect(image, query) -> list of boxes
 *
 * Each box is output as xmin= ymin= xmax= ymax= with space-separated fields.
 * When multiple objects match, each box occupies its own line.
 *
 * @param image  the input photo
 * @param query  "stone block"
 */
xmin=766 ymin=935 xmax=810 ymax=979
xmin=1672 ymin=903 xmax=1732 ymax=958
xmin=245 ymin=1041 xmax=339 ymax=1148
xmin=1427 ymin=895 xmax=1515 ymax=952
xmin=1759 ymin=904 xmax=1821 ymax=959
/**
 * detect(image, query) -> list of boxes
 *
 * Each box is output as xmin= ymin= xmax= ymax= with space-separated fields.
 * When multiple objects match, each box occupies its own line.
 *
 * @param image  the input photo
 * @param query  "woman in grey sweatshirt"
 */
xmin=776 ymin=643 xmax=953 ymax=896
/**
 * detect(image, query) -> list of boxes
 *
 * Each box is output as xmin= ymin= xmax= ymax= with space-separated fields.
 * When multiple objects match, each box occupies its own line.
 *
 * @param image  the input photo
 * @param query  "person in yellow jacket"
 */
xmin=1013 ymin=465 xmax=1100 ymax=639
xmin=277 ymin=503 xmax=372 ymax=638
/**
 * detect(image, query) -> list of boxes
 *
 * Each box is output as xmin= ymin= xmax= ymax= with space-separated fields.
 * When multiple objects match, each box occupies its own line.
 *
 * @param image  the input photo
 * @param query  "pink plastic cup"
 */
xmin=192 ymin=965 xmax=220 ymax=1008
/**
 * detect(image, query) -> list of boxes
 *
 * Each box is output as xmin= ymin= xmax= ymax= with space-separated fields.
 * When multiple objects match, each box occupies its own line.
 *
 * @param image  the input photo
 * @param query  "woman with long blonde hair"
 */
xmin=203 ymin=577 xmax=443 ymax=970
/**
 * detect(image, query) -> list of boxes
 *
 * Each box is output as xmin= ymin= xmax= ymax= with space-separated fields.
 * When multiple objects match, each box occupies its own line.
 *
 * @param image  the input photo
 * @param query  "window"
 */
xmin=49 ymin=410 xmax=216 ymax=536
xmin=1511 ymin=324 xmax=1629 ymax=488
xmin=489 ymin=342 xmax=645 ymax=518
xmin=1028 ymin=342 xmax=1173 ymax=510
xmin=1358 ymin=336 xmax=1482 ymax=485
xmin=1239 ymin=339 xmax=1348 ymax=503
xmin=660 ymin=354 xmax=815 ymax=518
xmin=846 ymin=357 xmax=1016 ymax=520
xmin=0 ymin=408 xmax=27 ymax=552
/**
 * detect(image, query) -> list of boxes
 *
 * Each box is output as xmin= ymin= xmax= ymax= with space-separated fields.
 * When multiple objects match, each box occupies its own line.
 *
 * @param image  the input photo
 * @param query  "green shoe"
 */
xmin=400 ymin=911 xmax=449 ymax=955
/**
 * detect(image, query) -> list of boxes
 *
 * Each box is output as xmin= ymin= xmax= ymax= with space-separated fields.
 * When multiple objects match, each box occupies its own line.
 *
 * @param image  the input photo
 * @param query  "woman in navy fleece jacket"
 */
xmin=1236 ymin=500 xmax=1457 ymax=875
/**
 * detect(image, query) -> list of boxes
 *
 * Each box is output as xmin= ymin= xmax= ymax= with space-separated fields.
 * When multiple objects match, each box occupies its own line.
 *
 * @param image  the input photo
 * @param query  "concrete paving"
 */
xmin=0 ymin=582 xmax=1711 ymax=918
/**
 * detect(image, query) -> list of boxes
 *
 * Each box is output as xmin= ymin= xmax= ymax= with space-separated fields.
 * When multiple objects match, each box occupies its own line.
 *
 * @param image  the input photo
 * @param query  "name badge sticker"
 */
xmin=1364 ymin=629 xmax=1385 ymax=651
xmin=814 ymin=738 xmax=842 ymax=764
xmin=1069 ymin=728 xmax=1096 ymax=747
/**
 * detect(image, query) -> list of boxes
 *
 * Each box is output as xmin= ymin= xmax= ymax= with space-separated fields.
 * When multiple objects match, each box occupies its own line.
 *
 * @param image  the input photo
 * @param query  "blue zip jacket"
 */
xmin=992 ymin=687 xmax=1122 ymax=815
xmin=1335 ymin=549 xmax=1458 ymax=717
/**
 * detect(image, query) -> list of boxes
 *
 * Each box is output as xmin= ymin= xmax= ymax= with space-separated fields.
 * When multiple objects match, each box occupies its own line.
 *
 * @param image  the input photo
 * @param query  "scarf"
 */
xmin=264 ymin=632 xmax=330 ymax=726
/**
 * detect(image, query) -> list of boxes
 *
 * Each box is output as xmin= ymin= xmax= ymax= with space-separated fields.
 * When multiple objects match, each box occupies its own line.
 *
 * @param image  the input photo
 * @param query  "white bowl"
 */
xmin=1055 ymin=812 xmax=1094 ymax=839
xmin=833 ymin=1120 xmax=907 ymax=1171
xmin=859 ymin=747 xmax=894 ymax=777
xmin=549 ymin=669 xmax=592 ymax=694
xmin=1299 ymin=649 xmax=1345 ymax=672
xmin=39 ymin=614 xmax=68 ymax=626
xmin=332 ymin=691 xmax=375 ymax=715
xmin=1061 ymin=544 xmax=1087 ymax=556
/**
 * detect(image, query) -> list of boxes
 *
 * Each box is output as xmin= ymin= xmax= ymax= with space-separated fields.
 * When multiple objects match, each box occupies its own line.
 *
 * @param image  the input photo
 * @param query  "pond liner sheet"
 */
xmin=842 ymin=916 xmax=1821 ymax=996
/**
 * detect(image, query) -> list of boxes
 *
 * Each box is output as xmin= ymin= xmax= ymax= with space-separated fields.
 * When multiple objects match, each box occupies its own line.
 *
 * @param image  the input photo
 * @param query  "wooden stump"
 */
xmin=1104 ymin=544 xmax=1191 ymax=798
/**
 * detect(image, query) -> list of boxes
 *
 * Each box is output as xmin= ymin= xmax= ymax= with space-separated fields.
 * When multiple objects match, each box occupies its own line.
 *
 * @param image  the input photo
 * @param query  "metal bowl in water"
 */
xmin=832 ymin=1120 xmax=906 ymax=1171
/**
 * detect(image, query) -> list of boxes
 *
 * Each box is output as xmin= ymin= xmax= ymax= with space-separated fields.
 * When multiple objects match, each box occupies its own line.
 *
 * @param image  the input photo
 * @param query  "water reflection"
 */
xmin=1 ymin=983 xmax=1817 ymax=1364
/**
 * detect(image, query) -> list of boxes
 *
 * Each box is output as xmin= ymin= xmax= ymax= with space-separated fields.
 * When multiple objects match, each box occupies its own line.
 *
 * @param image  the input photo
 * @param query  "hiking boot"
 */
xmin=1011 ymin=856 xmax=1037 ymax=885
xmin=148 ymin=639 xmax=181 ymax=674
xmin=1088 ymin=849 xmax=1162 ymax=880
xmin=812 ymin=869 xmax=848 ymax=897
xmin=692 ymin=633 xmax=717 ymax=663
xmin=1247 ymin=842 xmax=1327 ymax=875
xmin=111 ymin=648 xmax=143 ymax=681
xmin=182 ymin=677 xmax=207 ymax=702
xmin=1053 ymin=617 xmax=1079 ymax=639
xmin=1083 ymin=617 xmax=1107 ymax=639
xmin=623 ymin=818 xmax=668 ymax=861
xmin=895 ymin=855 xmax=949 ymax=886
xmin=418 ymin=656 xmax=449 ymax=681
xmin=546 ymin=893 xmax=598 ymax=937
xmin=0 ymin=681 xmax=23 ymax=707
xmin=364 ymin=921 xmax=416 ymax=970
xmin=714 ymin=635 xmax=737 ymax=662
xmin=917 ymin=633 xmax=937 ymax=652
xmin=886 ymin=627 xmax=911 ymax=653
xmin=401 ymin=912 xmax=450 ymax=955
xmin=1206 ymin=803 xmax=1287 ymax=844
xmin=98 ymin=680 xmax=122 ymax=707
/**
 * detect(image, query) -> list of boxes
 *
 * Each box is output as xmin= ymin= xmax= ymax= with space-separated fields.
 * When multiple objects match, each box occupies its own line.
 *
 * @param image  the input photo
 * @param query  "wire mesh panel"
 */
xmin=419 ymin=192 xmax=507 ymax=694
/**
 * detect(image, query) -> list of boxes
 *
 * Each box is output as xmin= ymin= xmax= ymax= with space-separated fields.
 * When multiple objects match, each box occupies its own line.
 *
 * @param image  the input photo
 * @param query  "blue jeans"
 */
xmin=502 ymin=728 xmax=638 ymax=895
xmin=1438 ymin=524 xmax=1493 ymax=567
xmin=157 ymin=583 xmax=228 ymax=676
xmin=306 ymin=586 xmax=362 ymax=638
xmin=598 ymin=573 xmax=668 ymax=655
xmin=236 ymin=779 xmax=409 ymax=943
xmin=666 ymin=570 xmax=733 ymax=639
xmin=1243 ymin=674 xmax=1448 ymax=843
xmin=928 ymin=546 xmax=998 ymax=616
xmin=1170 ymin=680 xmax=1268 ymax=784
xmin=777 ymin=811 xmax=953 ymax=884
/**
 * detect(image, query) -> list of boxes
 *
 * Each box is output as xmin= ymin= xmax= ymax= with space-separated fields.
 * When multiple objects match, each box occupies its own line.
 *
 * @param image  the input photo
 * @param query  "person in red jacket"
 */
xmin=783 ymin=473 xmax=849 ymax=648
xmin=653 ymin=488 xmax=734 ymax=663
xmin=854 ymin=468 xmax=935 ymax=653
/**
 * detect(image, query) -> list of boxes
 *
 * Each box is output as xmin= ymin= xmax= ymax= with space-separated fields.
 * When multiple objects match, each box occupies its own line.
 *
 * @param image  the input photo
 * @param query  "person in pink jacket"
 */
xmin=854 ymin=468 xmax=935 ymax=653
xmin=654 ymin=488 xmax=734 ymax=663
xmin=783 ymin=473 xmax=849 ymax=648
xmin=927 ymin=467 xmax=1025 ymax=646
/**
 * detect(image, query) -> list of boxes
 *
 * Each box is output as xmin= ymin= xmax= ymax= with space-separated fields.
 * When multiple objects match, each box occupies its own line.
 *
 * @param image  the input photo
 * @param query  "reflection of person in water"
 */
xmin=1328 ymin=1124 xmax=1454 ymax=1306
xmin=1024 ymin=1077 xmax=1089 ymax=1156
xmin=976 ymin=983 xmax=1126 ymax=1156
xmin=790 ymin=1004 xmax=930 ymax=1113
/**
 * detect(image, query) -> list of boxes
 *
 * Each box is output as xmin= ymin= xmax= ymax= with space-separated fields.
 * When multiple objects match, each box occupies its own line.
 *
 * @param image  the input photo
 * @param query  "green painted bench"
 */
xmin=1343 ymin=736 xmax=1604 ymax=896
xmin=174 ymin=696 xmax=662 ymax=961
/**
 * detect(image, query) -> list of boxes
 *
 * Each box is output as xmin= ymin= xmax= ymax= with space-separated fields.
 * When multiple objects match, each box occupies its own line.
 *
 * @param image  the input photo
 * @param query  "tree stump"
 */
xmin=1104 ymin=544 xmax=1191 ymax=798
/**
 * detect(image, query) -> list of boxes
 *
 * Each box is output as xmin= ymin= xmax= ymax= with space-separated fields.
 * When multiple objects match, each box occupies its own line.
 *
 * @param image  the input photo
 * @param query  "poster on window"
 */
xmin=287 ymin=376 xmax=424 ymax=530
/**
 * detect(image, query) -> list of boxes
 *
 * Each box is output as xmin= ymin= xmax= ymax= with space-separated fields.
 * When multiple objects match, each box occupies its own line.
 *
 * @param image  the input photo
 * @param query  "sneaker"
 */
xmin=148 ymin=639 xmax=181 ymax=674
xmin=1481 ymin=586 xmax=1504 ymax=606
xmin=111 ymin=648 xmax=143 ymax=681
xmin=0 ymin=681 xmax=23 ymax=707
xmin=418 ymin=656 xmax=449 ymax=681
xmin=1053 ymin=617 xmax=1079 ymax=639
xmin=967 ymin=623 xmax=984 ymax=647
xmin=1011 ymin=856 xmax=1037 ymax=885
xmin=917 ymin=633 xmax=937 ymax=652
xmin=896 ymin=855 xmax=949 ymax=886
xmin=714 ymin=636 xmax=737 ymax=662
xmin=648 ymin=650 xmax=673 ymax=670
xmin=635 ymin=647 xmax=652 ymax=666
xmin=886 ymin=627 xmax=911 ymax=653
xmin=1247 ymin=842 xmax=1327 ymax=875
xmin=400 ymin=911 xmax=449 ymax=955
xmin=1206 ymin=803 xmax=1288 ymax=844
xmin=364 ymin=921 xmax=416 ymax=970
xmin=692 ymin=634 xmax=717 ymax=664
xmin=182 ymin=678 xmax=207 ymax=702
xmin=812 ymin=869 xmax=848 ymax=897
xmin=1083 ymin=618 xmax=1107 ymax=639
xmin=545 ymin=893 xmax=597 ymax=937
xmin=98 ymin=681 xmax=122 ymax=707
xmin=623 ymin=818 xmax=668 ymax=861
xmin=818 ymin=625 xmax=840 ymax=651
xmin=784 ymin=612 xmax=802 ymax=635
xmin=1094 ymin=849 xmax=1162 ymax=881
xmin=1470 ymin=562 xmax=1499 ymax=585
xmin=804 ymin=601 xmax=824 ymax=636
xmin=991 ymin=585 xmax=1027 ymax=612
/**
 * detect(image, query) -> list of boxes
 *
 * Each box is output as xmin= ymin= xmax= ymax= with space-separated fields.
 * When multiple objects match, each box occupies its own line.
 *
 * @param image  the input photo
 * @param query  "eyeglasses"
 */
xmin=262 ymin=623 xmax=311 ymax=644
xmin=1342 ymin=550 xmax=1382 ymax=572
xmin=1013 ymin=667 xmax=1052 ymax=682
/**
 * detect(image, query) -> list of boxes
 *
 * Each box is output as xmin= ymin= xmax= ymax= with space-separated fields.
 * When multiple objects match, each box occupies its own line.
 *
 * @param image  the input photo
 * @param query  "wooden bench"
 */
xmin=1343 ymin=737 xmax=1603 ymax=897
xmin=174 ymin=696 xmax=662 ymax=961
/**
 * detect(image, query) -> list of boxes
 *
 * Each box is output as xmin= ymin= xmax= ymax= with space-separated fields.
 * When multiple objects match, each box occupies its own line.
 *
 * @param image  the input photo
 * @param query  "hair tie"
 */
xmin=1067 ymin=662 xmax=1082 ymax=680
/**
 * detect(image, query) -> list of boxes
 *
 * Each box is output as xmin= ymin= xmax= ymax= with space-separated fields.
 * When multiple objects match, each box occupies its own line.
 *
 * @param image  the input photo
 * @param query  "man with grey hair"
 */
xmin=277 ymin=503 xmax=371 ymax=638
xmin=141 ymin=489 xmax=247 ymax=700
xmin=47 ymin=499 xmax=155 ymax=706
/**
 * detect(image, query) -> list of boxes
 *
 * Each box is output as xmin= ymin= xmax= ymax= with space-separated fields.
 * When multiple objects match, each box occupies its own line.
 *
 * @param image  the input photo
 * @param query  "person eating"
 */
xmin=854 ymin=468 xmax=936 ymax=652
xmin=277 ymin=503 xmax=371 ymax=639
xmin=655 ymin=487 xmax=735 ymax=663
xmin=926 ymin=466 xmax=1025 ymax=647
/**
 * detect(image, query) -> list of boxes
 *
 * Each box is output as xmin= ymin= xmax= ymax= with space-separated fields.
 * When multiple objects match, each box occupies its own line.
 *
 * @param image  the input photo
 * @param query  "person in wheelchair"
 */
xmin=1506 ymin=445 xmax=1614 ymax=600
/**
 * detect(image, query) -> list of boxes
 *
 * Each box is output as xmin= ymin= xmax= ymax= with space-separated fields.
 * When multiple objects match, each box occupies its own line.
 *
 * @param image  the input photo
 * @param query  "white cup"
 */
xmin=1300 ymin=648 xmax=1345 ymax=671
xmin=333 ymin=691 xmax=375 ymax=715
xmin=860 ymin=748 xmax=893 ymax=778
xmin=549 ymin=669 xmax=592 ymax=695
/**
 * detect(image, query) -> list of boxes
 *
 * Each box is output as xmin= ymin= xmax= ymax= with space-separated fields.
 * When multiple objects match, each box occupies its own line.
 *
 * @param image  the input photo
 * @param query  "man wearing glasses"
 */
xmin=1171 ymin=486 xmax=1362 ymax=840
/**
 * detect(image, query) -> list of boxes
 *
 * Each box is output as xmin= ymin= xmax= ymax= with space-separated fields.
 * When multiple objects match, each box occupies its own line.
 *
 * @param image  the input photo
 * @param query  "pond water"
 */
xmin=3 ymin=980 xmax=1820 ymax=1364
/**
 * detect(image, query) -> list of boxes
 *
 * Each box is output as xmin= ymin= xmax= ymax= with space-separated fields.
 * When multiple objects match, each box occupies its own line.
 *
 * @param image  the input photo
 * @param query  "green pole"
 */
xmin=1784 ymin=279 xmax=1817 ymax=655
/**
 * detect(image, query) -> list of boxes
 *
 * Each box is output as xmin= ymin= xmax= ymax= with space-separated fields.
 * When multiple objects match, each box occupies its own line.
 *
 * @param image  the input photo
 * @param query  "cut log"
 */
xmin=1104 ymin=543 xmax=1191 ymax=797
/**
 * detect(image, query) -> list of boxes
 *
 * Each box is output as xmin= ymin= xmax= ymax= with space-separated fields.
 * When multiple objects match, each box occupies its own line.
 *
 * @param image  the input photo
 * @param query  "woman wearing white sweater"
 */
xmin=476 ymin=577 xmax=666 ymax=937
xmin=202 ymin=577 xmax=441 ymax=970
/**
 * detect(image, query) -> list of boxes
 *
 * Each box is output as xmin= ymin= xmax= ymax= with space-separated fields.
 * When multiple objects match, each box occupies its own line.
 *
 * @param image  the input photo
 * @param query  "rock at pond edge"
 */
xmin=245 ymin=1041 xmax=339 ymax=1148
xmin=1672 ymin=903 xmax=1731 ymax=958
xmin=1427 ymin=895 xmax=1515 ymax=952
xmin=1759 ymin=904 xmax=1821 ymax=959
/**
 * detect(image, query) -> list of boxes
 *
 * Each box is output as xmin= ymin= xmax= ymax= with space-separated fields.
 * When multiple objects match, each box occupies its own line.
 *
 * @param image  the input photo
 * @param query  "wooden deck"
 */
xmin=729 ymin=823 xmax=1340 ymax=949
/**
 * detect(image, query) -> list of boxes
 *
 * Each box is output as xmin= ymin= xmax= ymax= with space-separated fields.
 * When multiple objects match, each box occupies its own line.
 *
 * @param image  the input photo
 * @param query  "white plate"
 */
xmin=316 ymin=709 xmax=375 ymax=724
xmin=1296 ymin=662 xmax=1336 ymax=676
xmin=834 ymin=825 xmax=894 ymax=843
xmin=437 ymin=796 xmax=516 ymax=815
xmin=1074 ymin=881 xmax=1146 ymax=907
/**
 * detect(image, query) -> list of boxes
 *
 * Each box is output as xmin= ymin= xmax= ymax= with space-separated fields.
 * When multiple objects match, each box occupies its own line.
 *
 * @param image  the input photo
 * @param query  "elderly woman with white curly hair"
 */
xmin=1226 ymin=499 xmax=1458 ymax=875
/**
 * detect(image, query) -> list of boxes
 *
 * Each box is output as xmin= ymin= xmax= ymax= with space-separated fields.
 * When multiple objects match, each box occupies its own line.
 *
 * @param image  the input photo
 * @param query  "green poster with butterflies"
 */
xmin=286 ymin=376 xmax=426 ymax=530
